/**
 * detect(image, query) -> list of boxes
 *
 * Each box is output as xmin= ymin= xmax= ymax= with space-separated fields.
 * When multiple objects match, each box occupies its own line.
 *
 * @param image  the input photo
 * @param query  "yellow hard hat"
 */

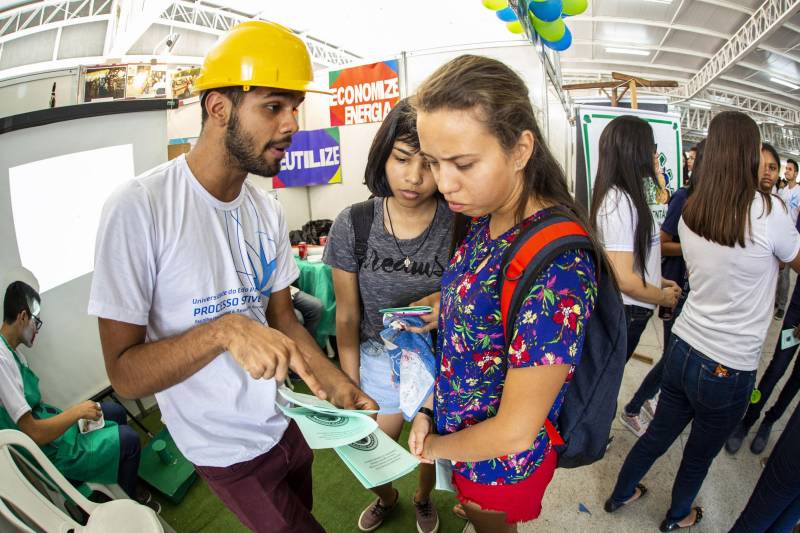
xmin=194 ymin=20 xmax=330 ymax=95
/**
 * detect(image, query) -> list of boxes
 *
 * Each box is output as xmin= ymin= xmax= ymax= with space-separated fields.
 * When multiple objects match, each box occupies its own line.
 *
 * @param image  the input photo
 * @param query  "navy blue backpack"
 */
xmin=499 ymin=213 xmax=627 ymax=468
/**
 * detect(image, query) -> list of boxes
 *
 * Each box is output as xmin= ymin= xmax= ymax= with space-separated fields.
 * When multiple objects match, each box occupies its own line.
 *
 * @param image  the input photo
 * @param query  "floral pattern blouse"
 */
xmin=435 ymin=209 xmax=597 ymax=485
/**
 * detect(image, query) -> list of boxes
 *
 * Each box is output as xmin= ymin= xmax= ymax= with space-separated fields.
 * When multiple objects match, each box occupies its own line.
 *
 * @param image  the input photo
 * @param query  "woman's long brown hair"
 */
xmin=682 ymin=111 xmax=766 ymax=247
xmin=414 ymin=54 xmax=609 ymax=279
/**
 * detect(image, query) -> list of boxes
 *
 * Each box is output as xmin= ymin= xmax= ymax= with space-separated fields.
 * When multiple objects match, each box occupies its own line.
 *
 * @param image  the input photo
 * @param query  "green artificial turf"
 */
xmin=134 ymin=383 xmax=464 ymax=532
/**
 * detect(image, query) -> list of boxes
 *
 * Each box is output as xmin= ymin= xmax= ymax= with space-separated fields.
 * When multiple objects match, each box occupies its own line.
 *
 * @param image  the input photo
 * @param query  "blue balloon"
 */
xmin=496 ymin=6 xmax=518 ymax=21
xmin=529 ymin=0 xmax=563 ymax=23
xmin=542 ymin=26 xmax=572 ymax=51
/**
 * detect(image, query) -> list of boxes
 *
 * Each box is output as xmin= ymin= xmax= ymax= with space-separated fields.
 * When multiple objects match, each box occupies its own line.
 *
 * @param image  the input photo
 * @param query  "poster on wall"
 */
xmin=577 ymin=105 xmax=683 ymax=226
xmin=172 ymin=67 xmax=201 ymax=99
xmin=125 ymin=65 xmax=167 ymax=98
xmin=329 ymin=60 xmax=400 ymax=126
xmin=168 ymin=137 xmax=197 ymax=161
xmin=83 ymin=66 xmax=127 ymax=102
xmin=273 ymin=128 xmax=342 ymax=188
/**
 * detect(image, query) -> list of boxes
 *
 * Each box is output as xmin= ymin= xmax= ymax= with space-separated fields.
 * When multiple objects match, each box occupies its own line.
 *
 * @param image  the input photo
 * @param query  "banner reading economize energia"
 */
xmin=329 ymin=60 xmax=400 ymax=126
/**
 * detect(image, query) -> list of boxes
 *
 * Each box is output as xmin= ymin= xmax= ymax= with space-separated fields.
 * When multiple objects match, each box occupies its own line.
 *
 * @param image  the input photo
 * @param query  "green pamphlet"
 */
xmin=276 ymin=404 xmax=377 ymax=449
xmin=334 ymin=430 xmax=420 ymax=489
xmin=781 ymin=328 xmax=800 ymax=350
xmin=278 ymin=386 xmax=419 ymax=488
xmin=278 ymin=386 xmax=378 ymax=415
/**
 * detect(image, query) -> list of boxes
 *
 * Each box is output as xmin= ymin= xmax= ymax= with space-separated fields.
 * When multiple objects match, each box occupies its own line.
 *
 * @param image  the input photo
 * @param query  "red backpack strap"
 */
xmin=500 ymin=220 xmax=588 ymax=338
xmin=500 ymin=217 xmax=588 ymax=449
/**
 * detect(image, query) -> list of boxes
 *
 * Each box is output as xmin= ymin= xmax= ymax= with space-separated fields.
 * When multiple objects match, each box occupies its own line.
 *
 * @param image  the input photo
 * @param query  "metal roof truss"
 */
xmin=157 ymin=0 xmax=360 ymax=67
xmin=680 ymin=0 xmax=800 ymax=99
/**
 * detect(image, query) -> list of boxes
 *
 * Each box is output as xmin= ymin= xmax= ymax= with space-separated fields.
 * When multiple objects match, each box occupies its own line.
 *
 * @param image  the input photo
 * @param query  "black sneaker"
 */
xmin=750 ymin=422 xmax=773 ymax=455
xmin=725 ymin=423 xmax=747 ymax=454
xmin=775 ymin=309 xmax=785 ymax=320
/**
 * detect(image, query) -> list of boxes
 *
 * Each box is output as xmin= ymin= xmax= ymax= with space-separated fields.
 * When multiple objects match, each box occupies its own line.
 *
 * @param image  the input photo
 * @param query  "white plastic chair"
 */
xmin=0 ymin=429 xmax=164 ymax=533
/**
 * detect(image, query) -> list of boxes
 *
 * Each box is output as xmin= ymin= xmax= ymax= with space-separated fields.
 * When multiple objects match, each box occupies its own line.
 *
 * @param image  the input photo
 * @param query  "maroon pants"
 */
xmin=195 ymin=421 xmax=323 ymax=533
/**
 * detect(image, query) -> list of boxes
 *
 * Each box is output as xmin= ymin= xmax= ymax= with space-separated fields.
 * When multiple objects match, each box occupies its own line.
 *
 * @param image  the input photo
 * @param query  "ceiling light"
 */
xmin=605 ymin=47 xmax=650 ymax=56
xmin=690 ymin=102 xmax=712 ymax=110
xmin=770 ymin=77 xmax=800 ymax=90
xmin=644 ymin=0 xmax=673 ymax=4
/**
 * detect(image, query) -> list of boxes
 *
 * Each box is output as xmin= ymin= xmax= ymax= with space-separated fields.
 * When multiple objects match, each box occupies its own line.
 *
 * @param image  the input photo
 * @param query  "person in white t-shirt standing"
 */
xmin=774 ymin=156 xmax=799 ymax=320
xmin=604 ymin=111 xmax=800 ymax=532
xmin=590 ymin=115 xmax=680 ymax=437
xmin=88 ymin=21 xmax=376 ymax=533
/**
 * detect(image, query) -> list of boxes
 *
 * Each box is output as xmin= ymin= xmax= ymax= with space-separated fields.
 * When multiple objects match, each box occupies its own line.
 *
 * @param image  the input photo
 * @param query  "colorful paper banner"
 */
xmin=273 ymin=128 xmax=342 ymax=188
xmin=329 ymin=60 xmax=400 ymax=126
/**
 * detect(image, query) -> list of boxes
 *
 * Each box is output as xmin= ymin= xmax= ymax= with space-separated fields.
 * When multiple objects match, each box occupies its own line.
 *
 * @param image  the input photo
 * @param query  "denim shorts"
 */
xmin=359 ymin=339 xmax=401 ymax=415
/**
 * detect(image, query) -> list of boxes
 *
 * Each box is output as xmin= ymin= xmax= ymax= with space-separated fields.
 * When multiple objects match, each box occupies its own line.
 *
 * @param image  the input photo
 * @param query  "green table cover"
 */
xmin=294 ymin=257 xmax=336 ymax=347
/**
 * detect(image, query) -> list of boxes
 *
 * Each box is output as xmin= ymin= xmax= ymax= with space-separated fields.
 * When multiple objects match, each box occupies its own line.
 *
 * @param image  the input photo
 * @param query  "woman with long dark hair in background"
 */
xmin=604 ymin=111 xmax=800 ymax=532
xmin=618 ymin=140 xmax=706 ymax=438
xmin=590 ymin=116 xmax=681 ymax=436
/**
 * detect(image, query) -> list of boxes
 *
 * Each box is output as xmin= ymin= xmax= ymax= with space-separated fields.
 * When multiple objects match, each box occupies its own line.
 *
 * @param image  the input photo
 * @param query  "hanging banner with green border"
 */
xmin=578 ymin=105 xmax=683 ymax=226
xmin=273 ymin=127 xmax=342 ymax=188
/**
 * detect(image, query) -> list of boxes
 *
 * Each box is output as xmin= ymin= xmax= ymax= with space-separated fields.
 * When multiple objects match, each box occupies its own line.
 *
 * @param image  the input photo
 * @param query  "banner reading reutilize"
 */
xmin=273 ymin=128 xmax=342 ymax=188
xmin=329 ymin=60 xmax=400 ymax=126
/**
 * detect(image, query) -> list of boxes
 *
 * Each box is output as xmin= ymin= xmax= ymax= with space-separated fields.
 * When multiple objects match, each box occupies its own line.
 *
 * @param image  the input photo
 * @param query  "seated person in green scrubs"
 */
xmin=0 ymin=281 xmax=155 ymax=510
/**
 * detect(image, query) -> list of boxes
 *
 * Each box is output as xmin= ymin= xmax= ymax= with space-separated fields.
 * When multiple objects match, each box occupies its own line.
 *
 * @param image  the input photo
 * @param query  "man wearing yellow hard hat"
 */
xmin=89 ymin=21 xmax=377 ymax=532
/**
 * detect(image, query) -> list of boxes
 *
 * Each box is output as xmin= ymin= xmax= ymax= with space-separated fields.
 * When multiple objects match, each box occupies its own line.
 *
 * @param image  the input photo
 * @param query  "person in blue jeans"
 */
xmin=590 ymin=116 xmax=680 ymax=381
xmin=729 ymin=400 xmax=800 ymax=532
xmin=621 ymin=141 xmax=706 ymax=437
xmin=604 ymin=116 xmax=800 ymax=532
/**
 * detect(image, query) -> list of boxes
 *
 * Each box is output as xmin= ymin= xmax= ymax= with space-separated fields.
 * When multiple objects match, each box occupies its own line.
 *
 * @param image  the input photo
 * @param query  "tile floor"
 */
xmin=500 ymin=290 xmax=799 ymax=533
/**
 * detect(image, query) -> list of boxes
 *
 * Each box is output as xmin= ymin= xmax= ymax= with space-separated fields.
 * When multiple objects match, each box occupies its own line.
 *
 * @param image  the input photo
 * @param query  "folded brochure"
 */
xmin=781 ymin=327 xmax=800 ymax=350
xmin=334 ymin=429 xmax=420 ymax=489
xmin=277 ymin=404 xmax=377 ymax=449
xmin=278 ymin=386 xmax=378 ymax=415
xmin=278 ymin=386 xmax=419 ymax=489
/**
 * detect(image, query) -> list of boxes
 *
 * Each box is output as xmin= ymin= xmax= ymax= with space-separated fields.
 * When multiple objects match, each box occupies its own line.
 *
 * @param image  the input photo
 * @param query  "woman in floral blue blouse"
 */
xmin=407 ymin=55 xmax=600 ymax=533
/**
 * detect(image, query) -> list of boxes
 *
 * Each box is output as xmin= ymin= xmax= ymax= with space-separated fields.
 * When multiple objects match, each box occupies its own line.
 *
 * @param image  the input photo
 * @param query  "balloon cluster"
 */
xmin=482 ymin=0 xmax=587 ymax=52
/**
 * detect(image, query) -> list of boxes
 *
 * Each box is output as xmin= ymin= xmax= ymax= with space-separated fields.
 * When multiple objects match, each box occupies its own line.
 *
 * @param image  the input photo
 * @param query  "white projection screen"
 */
xmin=10 ymin=145 xmax=136 ymax=293
xmin=0 ymin=110 xmax=167 ymax=407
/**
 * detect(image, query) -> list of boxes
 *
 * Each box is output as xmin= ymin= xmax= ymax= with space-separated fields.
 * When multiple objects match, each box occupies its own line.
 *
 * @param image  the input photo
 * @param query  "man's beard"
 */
xmin=224 ymin=112 xmax=288 ymax=178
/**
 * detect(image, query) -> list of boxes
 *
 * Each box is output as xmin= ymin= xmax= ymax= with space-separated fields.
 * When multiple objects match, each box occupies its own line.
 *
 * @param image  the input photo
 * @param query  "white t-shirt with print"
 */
xmin=595 ymin=187 xmax=661 ymax=309
xmin=673 ymin=193 xmax=800 ymax=371
xmin=779 ymin=185 xmax=800 ymax=224
xmin=88 ymin=155 xmax=299 ymax=467
xmin=0 ymin=341 xmax=30 ymax=423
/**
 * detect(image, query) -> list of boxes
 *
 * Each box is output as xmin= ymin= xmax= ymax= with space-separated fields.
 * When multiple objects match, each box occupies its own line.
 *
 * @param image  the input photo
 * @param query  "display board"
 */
xmin=0 ymin=110 xmax=167 ymax=408
xmin=576 ymin=104 xmax=683 ymax=225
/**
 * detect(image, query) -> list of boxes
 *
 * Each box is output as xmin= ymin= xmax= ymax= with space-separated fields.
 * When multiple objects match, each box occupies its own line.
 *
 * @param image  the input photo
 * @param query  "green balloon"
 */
xmin=507 ymin=20 xmax=524 ymax=34
xmin=530 ymin=13 xmax=566 ymax=42
xmin=562 ymin=0 xmax=588 ymax=16
xmin=482 ymin=0 xmax=508 ymax=10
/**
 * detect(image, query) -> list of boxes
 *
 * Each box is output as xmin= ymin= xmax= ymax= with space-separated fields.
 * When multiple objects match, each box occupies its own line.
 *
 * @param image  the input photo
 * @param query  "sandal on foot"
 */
xmin=660 ymin=507 xmax=704 ymax=532
xmin=604 ymin=484 xmax=648 ymax=513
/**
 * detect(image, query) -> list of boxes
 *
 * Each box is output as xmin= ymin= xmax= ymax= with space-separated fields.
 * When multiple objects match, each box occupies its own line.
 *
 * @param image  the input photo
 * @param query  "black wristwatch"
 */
xmin=418 ymin=407 xmax=434 ymax=419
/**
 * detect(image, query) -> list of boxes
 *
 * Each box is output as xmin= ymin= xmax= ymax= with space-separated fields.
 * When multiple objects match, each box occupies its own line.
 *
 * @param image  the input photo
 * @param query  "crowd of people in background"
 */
xmin=3 ymin=19 xmax=800 ymax=533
